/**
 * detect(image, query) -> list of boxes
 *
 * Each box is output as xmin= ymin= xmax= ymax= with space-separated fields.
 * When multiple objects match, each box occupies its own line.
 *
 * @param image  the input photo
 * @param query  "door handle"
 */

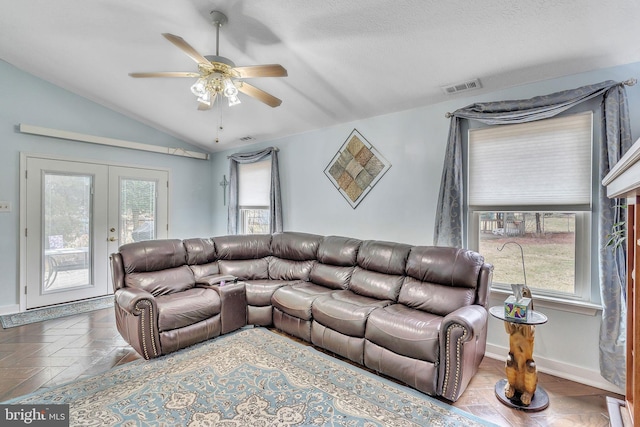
xmin=108 ymin=237 xmax=117 ymax=242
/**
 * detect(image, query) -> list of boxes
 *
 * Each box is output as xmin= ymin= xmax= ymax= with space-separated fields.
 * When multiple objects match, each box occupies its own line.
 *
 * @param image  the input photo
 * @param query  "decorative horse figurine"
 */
xmin=497 ymin=242 xmax=538 ymax=406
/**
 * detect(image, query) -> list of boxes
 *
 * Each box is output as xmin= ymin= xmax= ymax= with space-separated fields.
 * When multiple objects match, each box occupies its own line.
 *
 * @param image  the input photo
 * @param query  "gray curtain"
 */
xmin=227 ymin=147 xmax=283 ymax=235
xmin=433 ymin=80 xmax=632 ymax=387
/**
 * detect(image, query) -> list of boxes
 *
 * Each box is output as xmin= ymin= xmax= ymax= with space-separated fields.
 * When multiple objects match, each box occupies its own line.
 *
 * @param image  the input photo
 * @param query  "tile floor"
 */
xmin=0 ymin=307 xmax=625 ymax=426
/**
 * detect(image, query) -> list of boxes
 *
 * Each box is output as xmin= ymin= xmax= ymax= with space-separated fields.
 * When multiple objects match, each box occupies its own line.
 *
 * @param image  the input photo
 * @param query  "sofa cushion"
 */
xmin=398 ymin=277 xmax=476 ymax=317
xmin=155 ymin=287 xmax=221 ymax=331
xmin=405 ymin=246 xmax=483 ymax=289
xmin=189 ymin=262 xmax=220 ymax=281
xmin=219 ymin=259 xmax=269 ymax=280
xmin=125 ymin=265 xmax=195 ymax=296
xmin=271 ymin=232 xmax=322 ymax=260
xmin=312 ymin=290 xmax=391 ymax=338
xmin=349 ymin=267 xmax=404 ymax=301
xmin=213 ymin=234 xmax=272 ymax=260
xmin=269 ymin=258 xmax=315 ymax=281
xmin=120 ymin=239 xmax=187 ymax=273
xmin=245 ymin=279 xmax=298 ymax=306
xmin=357 ymin=240 xmax=411 ymax=275
xmin=271 ymin=283 xmax=334 ymax=320
xmin=365 ymin=304 xmax=442 ymax=363
xmin=309 ymin=263 xmax=353 ymax=290
xmin=183 ymin=238 xmax=216 ymax=265
xmin=317 ymin=236 xmax=362 ymax=266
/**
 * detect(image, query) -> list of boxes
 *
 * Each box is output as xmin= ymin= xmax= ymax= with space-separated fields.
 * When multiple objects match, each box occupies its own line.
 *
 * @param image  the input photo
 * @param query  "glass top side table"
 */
xmin=489 ymin=305 xmax=549 ymax=412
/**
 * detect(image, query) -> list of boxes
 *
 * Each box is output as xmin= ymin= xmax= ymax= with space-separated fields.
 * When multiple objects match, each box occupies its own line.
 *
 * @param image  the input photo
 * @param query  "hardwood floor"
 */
xmin=0 ymin=307 xmax=624 ymax=426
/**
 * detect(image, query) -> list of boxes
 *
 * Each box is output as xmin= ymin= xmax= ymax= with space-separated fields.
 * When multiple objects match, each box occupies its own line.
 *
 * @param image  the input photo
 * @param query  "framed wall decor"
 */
xmin=324 ymin=129 xmax=391 ymax=209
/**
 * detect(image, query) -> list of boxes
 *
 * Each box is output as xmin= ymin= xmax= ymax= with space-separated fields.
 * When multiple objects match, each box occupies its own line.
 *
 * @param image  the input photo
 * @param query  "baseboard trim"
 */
xmin=0 ymin=304 xmax=19 ymax=316
xmin=485 ymin=343 xmax=624 ymax=395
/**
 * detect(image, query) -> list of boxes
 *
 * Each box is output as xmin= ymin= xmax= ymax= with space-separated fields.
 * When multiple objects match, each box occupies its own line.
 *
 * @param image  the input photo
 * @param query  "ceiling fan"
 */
xmin=129 ymin=10 xmax=287 ymax=110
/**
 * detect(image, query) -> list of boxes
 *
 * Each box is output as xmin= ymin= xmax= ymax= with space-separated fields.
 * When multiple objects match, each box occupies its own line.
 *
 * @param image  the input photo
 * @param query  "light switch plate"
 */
xmin=0 ymin=202 xmax=11 ymax=212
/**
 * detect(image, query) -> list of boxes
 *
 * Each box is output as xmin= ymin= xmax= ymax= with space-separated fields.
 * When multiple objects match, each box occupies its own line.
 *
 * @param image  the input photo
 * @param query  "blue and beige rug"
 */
xmin=4 ymin=327 xmax=497 ymax=426
xmin=0 ymin=296 xmax=114 ymax=328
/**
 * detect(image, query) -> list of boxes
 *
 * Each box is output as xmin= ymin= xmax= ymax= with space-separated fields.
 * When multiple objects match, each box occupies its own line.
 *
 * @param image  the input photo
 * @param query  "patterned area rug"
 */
xmin=4 ymin=327 xmax=497 ymax=426
xmin=0 ymin=296 xmax=114 ymax=328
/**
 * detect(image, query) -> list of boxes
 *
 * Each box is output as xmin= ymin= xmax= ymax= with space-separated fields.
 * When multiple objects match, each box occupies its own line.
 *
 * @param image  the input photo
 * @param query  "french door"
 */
xmin=23 ymin=156 xmax=168 ymax=309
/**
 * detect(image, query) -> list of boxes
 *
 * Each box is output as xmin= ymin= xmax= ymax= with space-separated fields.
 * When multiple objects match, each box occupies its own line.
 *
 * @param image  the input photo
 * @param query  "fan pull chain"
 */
xmin=215 ymin=94 xmax=223 ymax=143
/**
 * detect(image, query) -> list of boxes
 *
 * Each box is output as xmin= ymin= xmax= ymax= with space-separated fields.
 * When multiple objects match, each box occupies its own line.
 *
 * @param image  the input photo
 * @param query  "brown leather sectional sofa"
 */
xmin=110 ymin=231 xmax=493 ymax=402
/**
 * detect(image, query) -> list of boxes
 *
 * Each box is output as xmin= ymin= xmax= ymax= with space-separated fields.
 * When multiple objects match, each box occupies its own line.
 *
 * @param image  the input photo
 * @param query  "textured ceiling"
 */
xmin=1 ymin=0 xmax=640 ymax=153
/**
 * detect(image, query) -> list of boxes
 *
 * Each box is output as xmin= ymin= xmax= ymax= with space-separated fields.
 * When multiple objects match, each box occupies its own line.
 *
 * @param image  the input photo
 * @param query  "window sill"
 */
xmin=489 ymin=288 xmax=602 ymax=316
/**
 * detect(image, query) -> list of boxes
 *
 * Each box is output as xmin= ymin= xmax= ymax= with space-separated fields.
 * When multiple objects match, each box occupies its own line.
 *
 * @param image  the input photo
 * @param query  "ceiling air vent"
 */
xmin=441 ymin=78 xmax=482 ymax=95
xmin=239 ymin=136 xmax=255 ymax=142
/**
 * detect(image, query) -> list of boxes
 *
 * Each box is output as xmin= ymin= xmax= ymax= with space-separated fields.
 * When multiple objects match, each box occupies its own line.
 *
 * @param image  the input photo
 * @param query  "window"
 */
xmin=238 ymin=159 xmax=271 ymax=234
xmin=467 ymin=112 xmax=594 ymax=301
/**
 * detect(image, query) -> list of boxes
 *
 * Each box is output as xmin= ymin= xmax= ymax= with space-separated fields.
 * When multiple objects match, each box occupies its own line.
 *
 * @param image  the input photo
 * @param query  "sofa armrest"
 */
xmin=114 ymin=288 xmax=161 ymax=359
xmin=438 ymin=304 xmax=488 ymax=401
xmin=115 ymin=287 xmax=155 ymax=313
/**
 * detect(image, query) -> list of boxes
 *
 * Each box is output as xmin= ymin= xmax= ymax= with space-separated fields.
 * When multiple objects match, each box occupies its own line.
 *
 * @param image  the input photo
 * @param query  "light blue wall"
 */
xmin=210 ymin=61 xmax=640 ymax=391
xmin=0 ymin=60 xmax=214 ymax=308
xmin=212 ymin=62 xmax=640 ymax=239
xmin=3 ymin=55 xmax=639 ymax=390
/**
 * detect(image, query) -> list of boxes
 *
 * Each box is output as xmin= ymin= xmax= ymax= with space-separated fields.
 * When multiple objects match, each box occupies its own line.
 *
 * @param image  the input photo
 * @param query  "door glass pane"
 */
xmin=43 ymin=173 xmax=92 ymax=292
xmin=120 ymin=178 xmax=157 ymax=244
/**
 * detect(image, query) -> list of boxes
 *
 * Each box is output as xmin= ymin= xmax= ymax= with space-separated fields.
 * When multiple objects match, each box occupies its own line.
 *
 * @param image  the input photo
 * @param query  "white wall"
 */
xmin=211 ymin=61 xmax=640 ymax=393
xmin=0 ymin=60 xmax=214 ymax=310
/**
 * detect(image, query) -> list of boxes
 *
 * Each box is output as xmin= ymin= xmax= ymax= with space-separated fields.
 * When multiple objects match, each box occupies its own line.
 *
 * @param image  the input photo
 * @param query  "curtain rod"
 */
xmin=18 ymin=124 xmax=210 ymax=160
xmin=444 ymin=77 xmax=638 ymax=118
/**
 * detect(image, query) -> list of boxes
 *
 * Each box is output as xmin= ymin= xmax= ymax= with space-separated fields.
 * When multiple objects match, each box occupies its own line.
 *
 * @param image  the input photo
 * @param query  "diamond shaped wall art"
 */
xmin=324 ymin=129 xmax=391 ymax=209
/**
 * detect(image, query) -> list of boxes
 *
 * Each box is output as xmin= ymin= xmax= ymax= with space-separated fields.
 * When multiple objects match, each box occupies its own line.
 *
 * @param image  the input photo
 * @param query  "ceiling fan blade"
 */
xmin=129 ymin=72 xmax=201 ymax=78
xmin=237 ymin=82 xmax=282 ymax=108
xmin=232 ymin=64 xmax=288 ymax=78
xmin=197 ymin=101 xmax=213 ymax=111
xmin=162 ymin=33 xmax=210 ymax=65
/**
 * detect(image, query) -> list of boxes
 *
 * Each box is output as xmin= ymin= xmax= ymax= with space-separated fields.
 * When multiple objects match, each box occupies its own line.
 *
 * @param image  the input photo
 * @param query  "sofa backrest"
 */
xmin=213 ymin=234 xmax=272 ymax=280
xmin=399 ymin=246 xmax=487 ymax=316
xmin=119 ymin=239 xmax=187 ymax=273
xmin=269 ymin=232 xmax=322 ymax=281
xmin=183 ymin=238 xmax=219 ymax=280
xmin=349 ymin=240 xmax=411 ymax=300
xmin=309 ymin=235 xmax=362 ymax=290
xmin=112 ymin=234 xmax=492 ymax=314
xmin=118 ymin=239 xmax=195 ymax=296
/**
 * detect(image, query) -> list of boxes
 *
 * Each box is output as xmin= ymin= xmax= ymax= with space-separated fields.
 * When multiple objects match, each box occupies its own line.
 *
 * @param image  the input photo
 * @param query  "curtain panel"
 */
xmin=433 ymin=80 xmax=633 ymax=388
xmin=227 ymin=147 xmax=283 ymax=235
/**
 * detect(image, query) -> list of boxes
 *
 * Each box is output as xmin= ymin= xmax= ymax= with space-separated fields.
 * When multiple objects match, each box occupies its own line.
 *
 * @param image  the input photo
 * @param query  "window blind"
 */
xmin=238 ymin=159 xmax=271 ymax=206
xmin=468 ymin=112 xmax=592 ymax=206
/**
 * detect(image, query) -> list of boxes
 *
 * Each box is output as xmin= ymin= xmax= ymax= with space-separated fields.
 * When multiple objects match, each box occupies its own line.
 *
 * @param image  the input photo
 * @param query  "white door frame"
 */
xmin=19 ymin=152 xmax=171 ymax=312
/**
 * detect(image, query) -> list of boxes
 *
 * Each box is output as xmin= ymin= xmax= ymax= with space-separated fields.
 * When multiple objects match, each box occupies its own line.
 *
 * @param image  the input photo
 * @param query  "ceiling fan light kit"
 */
xmin=129 ymin=10 xmax=287 ymax=111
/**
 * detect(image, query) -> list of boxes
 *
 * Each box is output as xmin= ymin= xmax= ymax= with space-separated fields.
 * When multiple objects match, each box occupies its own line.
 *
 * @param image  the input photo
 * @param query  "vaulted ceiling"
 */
xmin=2 ymin=0 xmax=640 ymax=152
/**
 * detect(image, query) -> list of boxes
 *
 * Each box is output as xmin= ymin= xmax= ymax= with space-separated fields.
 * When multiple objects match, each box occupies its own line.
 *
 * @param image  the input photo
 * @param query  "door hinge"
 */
xmin=24 ymin=228 xmax=27 ymax=237
xmin=24 ymin=287 xmax=27 ymax=295
xmin=25 ymin=170 xmax=28 ymax=179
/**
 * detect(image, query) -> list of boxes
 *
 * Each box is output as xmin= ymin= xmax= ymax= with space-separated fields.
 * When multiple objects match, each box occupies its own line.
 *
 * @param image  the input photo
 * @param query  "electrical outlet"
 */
xmin=0 ymin=202 xmax=11 ymax=212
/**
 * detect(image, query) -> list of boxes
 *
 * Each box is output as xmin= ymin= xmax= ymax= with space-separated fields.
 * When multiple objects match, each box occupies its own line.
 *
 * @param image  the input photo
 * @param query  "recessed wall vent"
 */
xmin=239 ymin=136 xmax=255 ymax=141
xmin=441 ymin=78 xmax=482 ymax=95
